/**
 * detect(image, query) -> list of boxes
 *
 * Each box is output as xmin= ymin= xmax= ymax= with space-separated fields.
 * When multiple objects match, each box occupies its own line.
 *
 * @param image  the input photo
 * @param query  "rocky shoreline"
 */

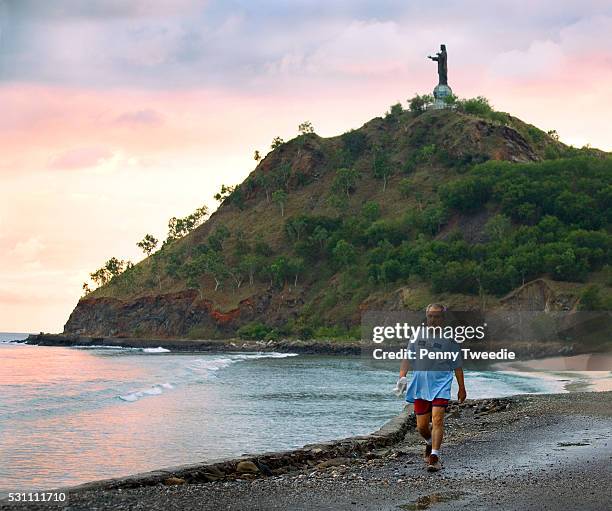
xmin=2 ymin=392 xmax=610 ymax=510
xmin=13 ymin=332 xmax=362 ymax=355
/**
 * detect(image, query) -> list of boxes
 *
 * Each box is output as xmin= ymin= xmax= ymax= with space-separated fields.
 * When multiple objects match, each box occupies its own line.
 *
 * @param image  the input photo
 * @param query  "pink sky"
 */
xmin=1 ymin=1 xmax=611 ymax=333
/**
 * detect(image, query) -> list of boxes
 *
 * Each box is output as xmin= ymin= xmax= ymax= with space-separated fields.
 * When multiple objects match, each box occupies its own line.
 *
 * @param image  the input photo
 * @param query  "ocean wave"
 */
xmin=185 ymin=352 xmax=298 ymax=374
xmin=118 ymin=352 xmax=298 ymax=403
xmin=143 ymin=347 xmax=171 ymax=353
xmin=231 ymin=352 xmax=298 ymax=360
xmin=118 ymin=382 xmax=174 ymax=402
xmin=72 ymin=345 xmax=171 ymax=353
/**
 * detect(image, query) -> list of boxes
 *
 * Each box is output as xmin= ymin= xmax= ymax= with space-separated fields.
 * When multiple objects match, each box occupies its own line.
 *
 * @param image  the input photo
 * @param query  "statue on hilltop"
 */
xmin=428 ymin=44 xmax=448 ymax=86
xmin=427 ymin=44 xmax=452 ymax=109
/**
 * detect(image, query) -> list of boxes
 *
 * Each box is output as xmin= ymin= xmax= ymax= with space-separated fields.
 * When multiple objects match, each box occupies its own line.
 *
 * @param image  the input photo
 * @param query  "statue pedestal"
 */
xmin=430 ymin=84 xmax=453 ymax=110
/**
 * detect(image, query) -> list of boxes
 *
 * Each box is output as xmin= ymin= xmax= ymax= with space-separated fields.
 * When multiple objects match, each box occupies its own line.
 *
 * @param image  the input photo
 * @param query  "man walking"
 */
xmin=396 ymin=303 xmax=466 ymax=472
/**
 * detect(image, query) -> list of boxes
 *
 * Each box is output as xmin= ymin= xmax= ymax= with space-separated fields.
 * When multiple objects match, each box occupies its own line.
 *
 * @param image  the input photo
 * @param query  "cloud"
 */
xmin=488 ymin=14 xmax=612 ymax=83
xmin=10 ymin=236 xmax=45 ymax=261
xmin=3 ymin=0 xmax=203 ymax=20
xmin=0 ymin=287 xmax=32 ymax=304
xmin=48 ymin=146 xmax=114 ymax=170
xmin=0 ymin=0 xmax=609 ymax=93
xmin=114 ymin=108 xmax=164 ymax=126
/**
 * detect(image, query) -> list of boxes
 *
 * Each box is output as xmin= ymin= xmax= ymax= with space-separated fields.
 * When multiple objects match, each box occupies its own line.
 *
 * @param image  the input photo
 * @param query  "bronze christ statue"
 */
xmin=428 ymin=44 xmax=448 ymax=86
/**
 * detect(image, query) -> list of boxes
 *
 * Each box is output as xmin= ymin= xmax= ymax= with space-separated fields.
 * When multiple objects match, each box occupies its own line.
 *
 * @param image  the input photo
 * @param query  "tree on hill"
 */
xmin=165 ymin=205 xmax=209 ymax=244
xmin=415 ymin=144 xmax=437 ymax=164
xmin=137 ymin=234 xmax=158 ymax=256
xmin=273 ymin=162 xmax=292 ymax=191
xmin=271 ymin=136 xmax=284 ymax=149
xmin=89 ymin=257 xmax=130 ymax=289
xmin=240 ymin=253 xmax=265 ymax=286
xmin=408 ymin=93 xmax=433 ymax=114
xmin=285 ymin=216 xmax=308 ymax=241
xmin=399 ymin=178 xmax=411 ymax=198
xmin=312 ymin=225 xmax=329 ymax=250
xmin=298 ymin=121 xmax=314 ymax=135
xmin=255 ymin=173 xmax=273 ymax=202
xmin=385 ymin=102 xmax=404 ymax=124
xmin=201 ymin=250 xmax=228 ymax=291
xmin=232 ymin=228 xmax=250 ymax=258
xmin=105 ymin=257 xmax=128 ymax=278
xmin=361 ymin=201 xmax=381 ymax=222
xmin=227 ymin=263 xmax=246 ymax=290
xmin=272 ymin=189 xmax=288 ymax=217
xmin=485 ymin=214 xmax=512 ymax=242
xmin=340 ymin=130 xmax=369 ymax=165
xmin=214 ymin=184 xmax=236 ymax=204
xmin=180 ymin=257 xmax=206 ymax=297
xmin=457 ymin=96 xmax=492 ymax=116
xmin=208 ymin=225 xmax=231 ymax=251
xmin=333 ymin=167 xmax=359 ymax=198
xmin=267 ymin=256 xmax=290 ymax=288
xmin=332 ymin=239 xmax=357 ymax=267
xmin=288 ymin=256 xmax=305 ymax=286
xmin=372 ymin=147 xmax=394 ymax=192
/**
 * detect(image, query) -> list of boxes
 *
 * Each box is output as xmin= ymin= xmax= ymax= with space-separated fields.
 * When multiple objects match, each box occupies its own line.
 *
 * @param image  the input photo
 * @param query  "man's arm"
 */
xmin=400 ymin=357 xmax=409 ymax=378
xmin=393 ymin=357 xmax=410 ymax=397
xmin=454 ymin=367 xmax=466 ymax=402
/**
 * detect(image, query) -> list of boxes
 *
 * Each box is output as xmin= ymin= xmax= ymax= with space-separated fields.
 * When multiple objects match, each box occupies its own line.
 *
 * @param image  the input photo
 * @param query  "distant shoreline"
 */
xmin=12 ymin=332 xmax=363 ymax=355
xmin=12 ymin=332 xmax=610 ymax=362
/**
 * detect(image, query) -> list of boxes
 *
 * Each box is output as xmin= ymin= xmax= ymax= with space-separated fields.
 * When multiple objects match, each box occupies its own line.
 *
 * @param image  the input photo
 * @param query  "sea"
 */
xmin=1 ymin=331 xmax=610 ymax=495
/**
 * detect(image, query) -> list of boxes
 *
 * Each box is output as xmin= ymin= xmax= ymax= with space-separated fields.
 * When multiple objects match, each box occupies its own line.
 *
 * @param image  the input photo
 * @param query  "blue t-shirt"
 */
xmin=405 ymin=330 xmax=462 ymax=403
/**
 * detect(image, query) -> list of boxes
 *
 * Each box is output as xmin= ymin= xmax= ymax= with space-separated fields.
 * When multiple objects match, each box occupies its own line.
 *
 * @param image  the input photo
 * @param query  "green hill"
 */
xmin=64 ymin=100 xmax=612 ymax=341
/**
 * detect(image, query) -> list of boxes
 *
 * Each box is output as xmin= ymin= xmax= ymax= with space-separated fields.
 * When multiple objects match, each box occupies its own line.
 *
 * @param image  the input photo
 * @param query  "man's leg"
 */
xmin=414 ymin=399 xmax=433 ymax=461
xmin=416 ymin=411 xmax=432 ymax=441
xmin=431 ymin=406 xmax=445 ymax=451
xmin=427 ymin=405 xmax=446 ymax=472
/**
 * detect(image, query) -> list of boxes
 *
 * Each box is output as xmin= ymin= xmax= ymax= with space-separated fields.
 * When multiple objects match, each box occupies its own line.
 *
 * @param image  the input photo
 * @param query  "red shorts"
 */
xmin=413 ymin=398 xmax=449 ymax=415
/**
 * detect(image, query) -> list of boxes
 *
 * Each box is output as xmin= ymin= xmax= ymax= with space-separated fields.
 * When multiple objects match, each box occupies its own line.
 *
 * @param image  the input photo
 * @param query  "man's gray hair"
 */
xmin=426 ymin=303 xmax=447 ymax=313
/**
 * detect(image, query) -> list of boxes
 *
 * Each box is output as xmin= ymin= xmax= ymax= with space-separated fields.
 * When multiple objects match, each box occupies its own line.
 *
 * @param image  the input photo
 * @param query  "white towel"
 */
xmin=393 ymin=376 xmax=407 ymax=397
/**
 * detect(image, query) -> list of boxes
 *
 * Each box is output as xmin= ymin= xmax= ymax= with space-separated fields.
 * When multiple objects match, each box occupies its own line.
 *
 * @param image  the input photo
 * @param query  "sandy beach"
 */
xmin=2 ymin=390 xmax=610 ymax=511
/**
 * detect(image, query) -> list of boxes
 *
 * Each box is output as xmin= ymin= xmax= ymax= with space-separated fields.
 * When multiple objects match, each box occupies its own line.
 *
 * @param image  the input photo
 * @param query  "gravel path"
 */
xmin=2 ymin=391 xmax=611 ymax=511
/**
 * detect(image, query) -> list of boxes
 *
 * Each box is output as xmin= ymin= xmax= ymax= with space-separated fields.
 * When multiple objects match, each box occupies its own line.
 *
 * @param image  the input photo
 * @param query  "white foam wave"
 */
xmin=118 ymin=382 xmax=175 ymax=402
xmin=73 ymin=345 xmax=130 ymax=350
xmin=143 ymin=347 xmax=171 ymax=353
xmin=72 ymin=345 xmax=171 ymax=353
xmin=185 ymin=352 xmax=298 ymax=375
xmin=119 ymin=352 xmax=298 ymax=403
xmin=231 ymin=352 xmax=298 ymax=360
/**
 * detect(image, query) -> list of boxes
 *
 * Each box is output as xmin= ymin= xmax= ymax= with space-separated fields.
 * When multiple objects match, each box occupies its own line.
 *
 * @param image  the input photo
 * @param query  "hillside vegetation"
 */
xmin=74 ymin=98 xmax=612 ymax=340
